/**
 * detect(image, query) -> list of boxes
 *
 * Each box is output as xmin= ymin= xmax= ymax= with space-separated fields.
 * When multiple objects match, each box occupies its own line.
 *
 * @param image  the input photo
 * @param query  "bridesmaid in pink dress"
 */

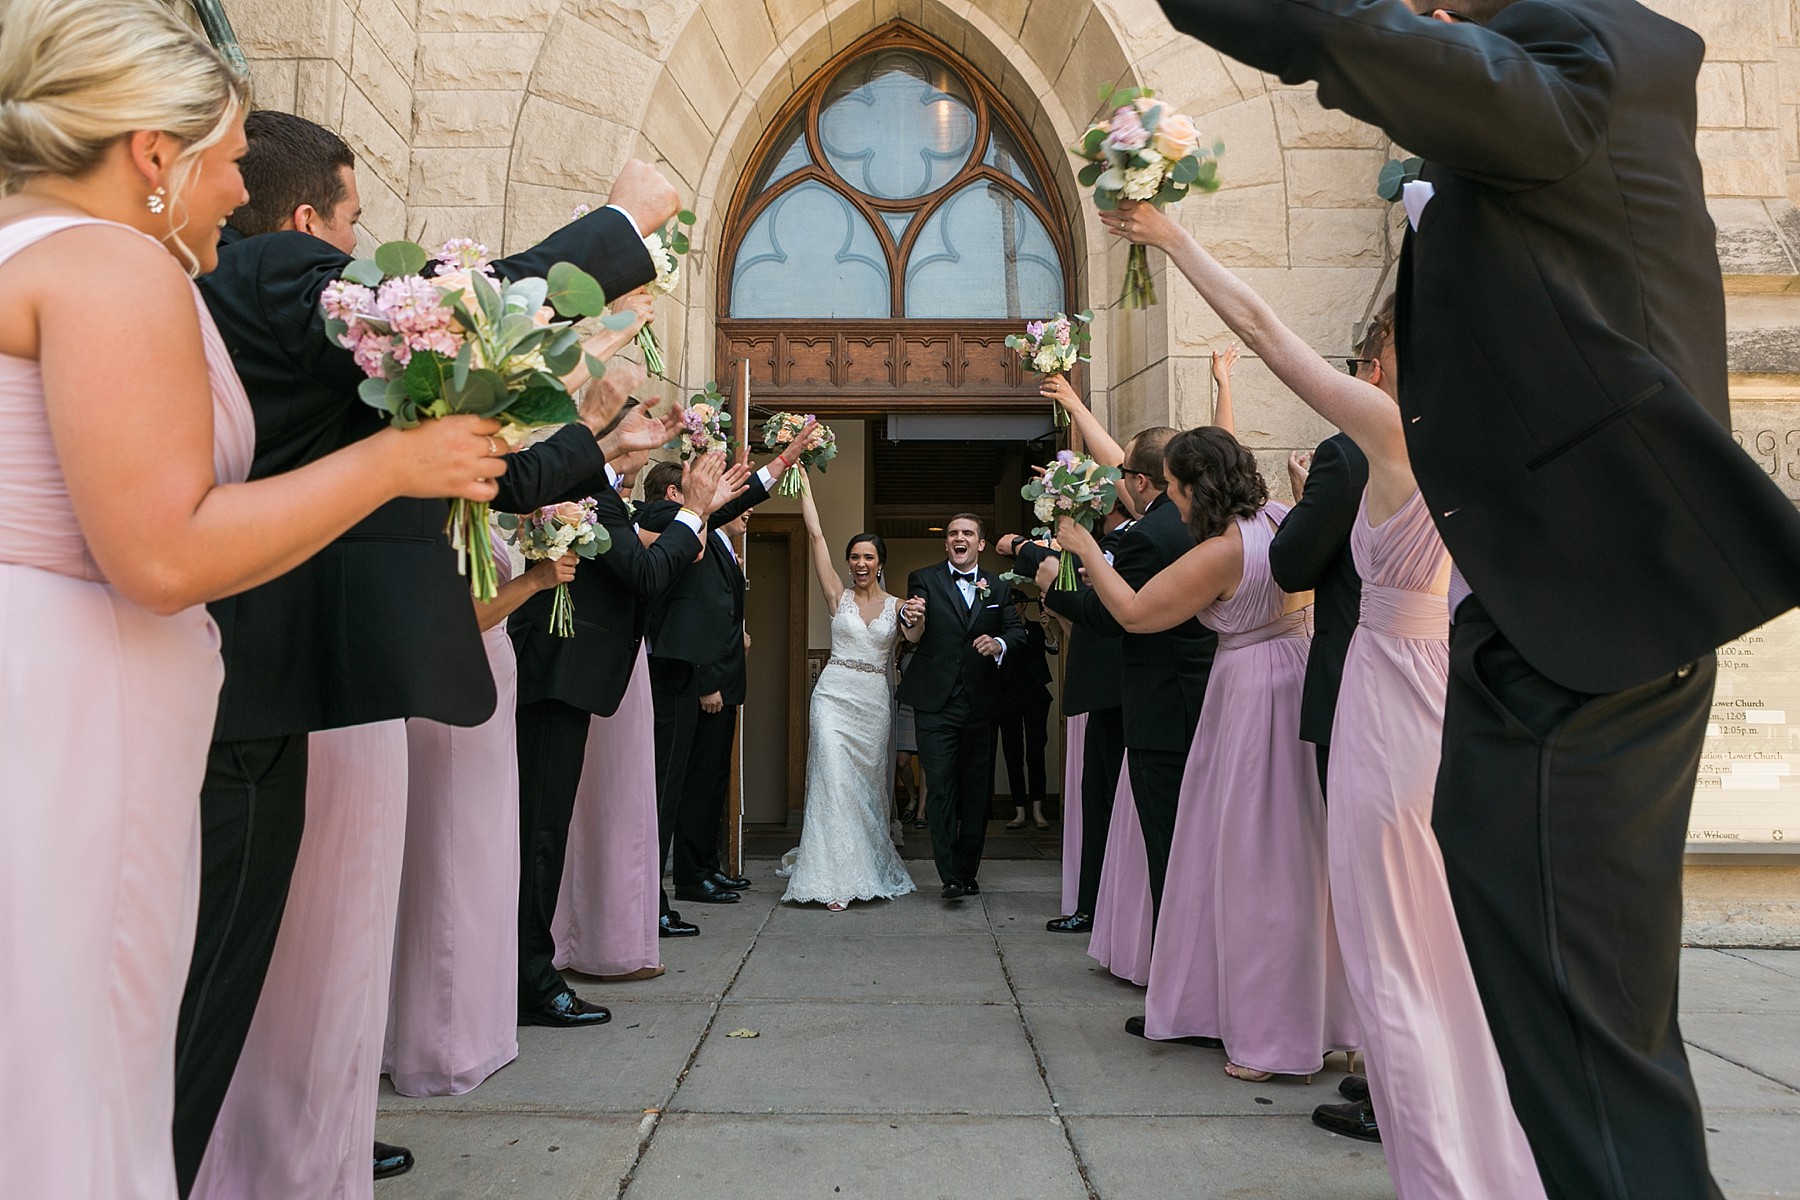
xmin=1103 ymin=199 xmax=1545 ymax=1194
xmin=1084 ymin=762 xmax=1152 ymax=985
xmin=554 ymin=644 xmax=665 ymax=979
xmin=1059 ymin=432 xmax=1358 ymax=1081
xmin=1 ymin=7 xmax=506 ymax=1196
xmin=385 ymin=533 xmax=576 ymax=1095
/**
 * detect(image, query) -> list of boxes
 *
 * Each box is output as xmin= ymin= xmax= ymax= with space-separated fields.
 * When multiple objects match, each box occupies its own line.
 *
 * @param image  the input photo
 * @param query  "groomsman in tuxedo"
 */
xmin=1003 ymin=503 xmax=1133 ymax=933
xmin=512 ymin=431 xmax=740 ymax=1020
xmin=898 ymin=516 xmax=1027 ymax=897
xmin=177 ymin=110 xmax=677 ymax=1190
xmin=1269 ymin=432 xmax=1368 ymax=796
xmin=1041 ymin=429 xmax=1213 ymax=929
xmin=1155 ymin=2 xmax=1800 ymax=1195
xmin=636 ymin=438 xmax=810 ymax=912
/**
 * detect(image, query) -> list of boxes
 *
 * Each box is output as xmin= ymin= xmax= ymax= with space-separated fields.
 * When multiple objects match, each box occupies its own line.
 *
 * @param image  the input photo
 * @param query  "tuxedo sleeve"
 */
xmin=1013 ymin=542 xmax=1053 ymax=576
xmin=492 ymin=424 xmax=608 ymax=513
xmin=1270 ymin=435 xmax=1359 ymax=594
xmin=997 ymin=583 xmax=1027 ymax=654
xmin=593 ymin=510 xmax=701 ymax=603
xmin=490 ymin=206 xmax=656 ymax=303
xmin=245 ymin=233 xmax=366 ymax=396
xmin=1155 ymin=0 xmax=1614 ymax=186
xmin=1045 ymin=526 xmax=1153 ymax=638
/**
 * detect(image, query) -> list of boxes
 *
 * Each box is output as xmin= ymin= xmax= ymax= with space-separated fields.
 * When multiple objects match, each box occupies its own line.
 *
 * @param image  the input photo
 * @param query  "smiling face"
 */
xmin=846 ymin=538 xmax=881 ymax=588
xmin=166 ymin=113 xmax=249 ymax=275
xmin=944 ymin=517 xmax=984 ymax=570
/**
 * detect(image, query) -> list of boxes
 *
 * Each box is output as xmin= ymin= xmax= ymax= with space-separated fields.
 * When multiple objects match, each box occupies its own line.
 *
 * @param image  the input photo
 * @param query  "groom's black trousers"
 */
xmin=649 ymin=657 xmax=699 ymax=912
xmin=915 ymin=688 xmax=999 ymax=885
xmin=1433 ymin=599 xmax=1721 ymax=1200
xmin=1075 ymin=706 xmax=1126 ymax=916
xmin=515 ymin=697 xmax=591 ymax=1010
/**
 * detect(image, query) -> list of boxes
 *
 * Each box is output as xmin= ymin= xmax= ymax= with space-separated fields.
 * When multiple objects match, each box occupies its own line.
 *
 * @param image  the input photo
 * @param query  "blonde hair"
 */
xmin=0 ymin=0 xmax=248 ymax=263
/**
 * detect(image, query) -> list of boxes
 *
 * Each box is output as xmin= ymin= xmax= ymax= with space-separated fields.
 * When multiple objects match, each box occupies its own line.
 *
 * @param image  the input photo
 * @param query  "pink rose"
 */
xmin=1151 ymin=110 xmax=1200 ymax=162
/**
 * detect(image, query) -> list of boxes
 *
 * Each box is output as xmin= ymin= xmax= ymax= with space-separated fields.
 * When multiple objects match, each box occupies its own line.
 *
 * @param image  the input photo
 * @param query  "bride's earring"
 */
xmin=146 ymin=186 xmax=167 ymax=215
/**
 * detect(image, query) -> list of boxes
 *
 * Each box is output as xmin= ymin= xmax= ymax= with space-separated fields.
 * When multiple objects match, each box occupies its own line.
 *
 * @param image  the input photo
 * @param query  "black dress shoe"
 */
xmin=520 ymin=989 xmax=611 ymax=1028
xmin=1338 ymin=1073 xmax=1369 ymax=1103
xmin=674 ymin=878 xmax=740 ymax=904
xmin=373 ymin=1140 xmax=414 ymax=1181
xmin=659 ymin=913 xmax=700 ymax=937
xmin=1312 ymin=1098 xmax=1380 ymax=1142
xmin=941 ymin=881 xmax=968 ymax=900
xmin=963 ymin=880 xmax=980 ymax=896
xmin=710 ymin=872 xmax=751 ymax=890
xmin=1123 ymin=1014 xmax=1224 ymax=1048
xmin=1046 ymin=911 xmax=1093 ymax=933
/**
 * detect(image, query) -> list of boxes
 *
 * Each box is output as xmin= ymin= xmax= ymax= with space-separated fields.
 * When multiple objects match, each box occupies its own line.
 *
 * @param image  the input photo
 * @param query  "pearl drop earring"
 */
xmin=146 ymin=187 xmax=167 ymax=215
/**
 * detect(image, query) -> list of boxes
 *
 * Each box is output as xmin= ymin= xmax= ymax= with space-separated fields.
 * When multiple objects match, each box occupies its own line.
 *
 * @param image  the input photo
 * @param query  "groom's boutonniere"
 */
xmin=975 ymin=577 xmax=992 ymax=601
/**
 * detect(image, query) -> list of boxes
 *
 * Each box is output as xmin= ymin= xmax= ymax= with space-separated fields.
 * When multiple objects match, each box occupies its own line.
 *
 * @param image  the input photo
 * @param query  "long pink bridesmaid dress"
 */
xmin=553 ymin=645 xmax=661 ymax=976
xmin=384 ymin=529 xmax=521 ymax=1095
xmin=1143 ymin=502 xmax=1359 ymax=1074
xmin=1085 ymin=760 xmax=1152 ymax=985
xmin=0 ymin=216 xmax=254 ymax=1200
xmin=1329 ymin=489 xmax=1545 ymax=1199
xmin=1059 ymin=712 xmax=1086 ymax=914
xmin=193 ymin=720 xmax=409 ymax=1200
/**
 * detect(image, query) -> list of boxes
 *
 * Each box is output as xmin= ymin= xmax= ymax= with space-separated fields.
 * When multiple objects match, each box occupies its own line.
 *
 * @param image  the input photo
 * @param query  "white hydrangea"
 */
xmin=644 ymin=232 xmax=681 ymax=294
xmin=1033 ymin=495 xmax=1057 ymax=523
xmin=1122 ymin=154 xmax=1169 ymax=201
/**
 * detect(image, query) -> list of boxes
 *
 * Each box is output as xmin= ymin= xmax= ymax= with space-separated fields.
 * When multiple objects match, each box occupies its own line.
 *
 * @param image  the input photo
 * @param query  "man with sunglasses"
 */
xmin=1155 ymin=1 xmax=1800 ymax=1197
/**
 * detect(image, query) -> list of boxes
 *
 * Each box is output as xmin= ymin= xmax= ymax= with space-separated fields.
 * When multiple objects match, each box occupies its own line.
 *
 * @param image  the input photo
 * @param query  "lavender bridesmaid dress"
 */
xmin=1143 ymin=503 xmax=1359 ymax=1074
xmin=554 ymin=646 xmax=661 ymax=977
xmin=1329 ymin=488 xmax=1544 ymax=1199
xmin=1085 ymin=760 xmax=1152 ymax=985
xmin=0 ymin=217 xmax=254 ymax=1200
xmin=1059 ymin=712 xmax=1086 ymax=914
xmin=194 ymin=720 xmax=409 ymax=1200
xmin=384 ymin=529 xmax=521 ymax=1095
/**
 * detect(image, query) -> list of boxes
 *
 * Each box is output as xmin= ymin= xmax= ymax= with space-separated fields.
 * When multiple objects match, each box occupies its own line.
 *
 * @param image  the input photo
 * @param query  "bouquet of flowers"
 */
xmin=1005 ymin=311 xmax=1093 ymax=426
xmin=570 ymin=203 xmax=694 ymax=378
xmin=1023 ymin=450 xmax=1121 ymax=589
xmin=760 ymin=412 xmax=837 ymax=496
xmin=1071 ymin=86 xmax=1223 ymax=309
xmin=497 ymin=500 xmax=609 ymax=637
xmin=322 ymin=237 xmax=636 ymax=601
xmin=669 ymin=381 xmax=732 ymax=460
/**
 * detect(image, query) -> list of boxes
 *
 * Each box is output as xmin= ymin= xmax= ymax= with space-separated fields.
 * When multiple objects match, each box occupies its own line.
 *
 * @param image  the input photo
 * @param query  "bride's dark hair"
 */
xmin=845 ymin=532 xmax=887 ymax=566
xmin=1164 ymin=426 xmax=1267 ymax=543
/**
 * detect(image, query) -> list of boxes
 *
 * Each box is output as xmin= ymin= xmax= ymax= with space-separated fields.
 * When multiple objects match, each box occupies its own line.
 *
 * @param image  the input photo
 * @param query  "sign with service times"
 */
xmin=1689 ymin=607 xmax=1800 ymax=850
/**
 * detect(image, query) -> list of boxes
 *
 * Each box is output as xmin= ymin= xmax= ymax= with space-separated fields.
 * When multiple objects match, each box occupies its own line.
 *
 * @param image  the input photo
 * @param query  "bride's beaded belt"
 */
xmin=827 ymin=658 xmax=886 ymax=676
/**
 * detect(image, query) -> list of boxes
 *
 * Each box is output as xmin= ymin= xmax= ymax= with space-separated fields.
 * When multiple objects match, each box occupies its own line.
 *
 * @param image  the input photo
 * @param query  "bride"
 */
xmin=778 ymin=473 xmax=918 ymax=910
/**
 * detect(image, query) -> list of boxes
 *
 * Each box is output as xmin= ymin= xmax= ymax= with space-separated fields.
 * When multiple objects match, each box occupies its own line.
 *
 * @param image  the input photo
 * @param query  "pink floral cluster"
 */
xmin=321 ymin=274 xmax=464 ymax=375
xmin=435 ymin=238 xmax=492 ymax=271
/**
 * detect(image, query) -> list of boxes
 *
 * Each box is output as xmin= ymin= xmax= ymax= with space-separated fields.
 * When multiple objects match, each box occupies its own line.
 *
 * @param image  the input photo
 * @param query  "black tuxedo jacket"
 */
xmin=201 ymin=208 xmax=654 ymax=738
xmin=1017 ymin=525 xmax=1129 ymax=716
xmin=1157 ymin=0 xmax=1800 ymax=692
xmin=896 ymin=562 xmax=1027 ymax=714
xmin=1000 ymin=619 xmax=1054 ymax=692
xmin=638 ymin=474 xmax=768 ymax=703
xmin=1046 ymin=495 xmax=1214 ymax=753
xmin=1270 ymin=433 xmax=1367 ymax=746
xmin=511 ymin=486 xmax=701 ymax=718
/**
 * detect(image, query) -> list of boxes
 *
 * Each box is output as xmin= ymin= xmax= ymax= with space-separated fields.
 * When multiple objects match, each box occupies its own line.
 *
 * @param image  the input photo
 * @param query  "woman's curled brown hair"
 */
xmin=1164 ymin=425 xmax=1267 ymax=543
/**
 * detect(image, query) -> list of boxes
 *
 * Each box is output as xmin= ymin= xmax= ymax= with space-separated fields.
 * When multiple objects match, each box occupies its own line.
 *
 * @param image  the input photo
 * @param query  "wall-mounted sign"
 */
xmin=1689 ymin=607 xmax=1800 ymax=851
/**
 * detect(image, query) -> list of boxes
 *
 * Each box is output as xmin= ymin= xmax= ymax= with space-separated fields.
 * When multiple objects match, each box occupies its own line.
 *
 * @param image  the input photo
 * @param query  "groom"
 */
xmin=899 ymin=515 xmax=1026 ymax=898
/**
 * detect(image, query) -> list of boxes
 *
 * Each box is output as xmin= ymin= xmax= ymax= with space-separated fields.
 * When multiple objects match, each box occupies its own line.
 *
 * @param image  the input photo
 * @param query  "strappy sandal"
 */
xmin=1224 ymin=1063 xmax=1276 ymax=1083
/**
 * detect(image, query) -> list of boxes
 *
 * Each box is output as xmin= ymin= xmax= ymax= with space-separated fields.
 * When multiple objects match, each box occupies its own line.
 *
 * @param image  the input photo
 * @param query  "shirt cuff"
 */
xmin=756 ymin=464 xmax=777 ymax=490
xmin=605 ymin=464 xmax=622 ymax=491
xmin=992 ymin=643 xmax=1007 ymax=666
xmin=604 ymin=203 xmax=642 ymax=238
xmin=674 ymin=509 xmax=704 ymax=535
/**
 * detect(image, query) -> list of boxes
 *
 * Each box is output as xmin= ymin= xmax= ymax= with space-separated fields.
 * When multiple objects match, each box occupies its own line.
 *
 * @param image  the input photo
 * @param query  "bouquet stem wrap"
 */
xmin=549 ymin=580 xmax=575 ymax=637
xmin=447 ymin=499 xmax=501 ymax=603
xmin=1121 ymin=244 xmax=1157 ymax=310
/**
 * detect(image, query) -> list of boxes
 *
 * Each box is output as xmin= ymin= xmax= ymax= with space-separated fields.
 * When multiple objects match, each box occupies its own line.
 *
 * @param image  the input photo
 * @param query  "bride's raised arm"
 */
xmin=798 ymin=473 xmax=845 ymax=610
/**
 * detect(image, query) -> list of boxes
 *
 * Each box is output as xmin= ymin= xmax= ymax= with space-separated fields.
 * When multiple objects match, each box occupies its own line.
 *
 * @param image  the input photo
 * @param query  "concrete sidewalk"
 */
xmin=377 ymin=855 xmax=1800 ymax=1199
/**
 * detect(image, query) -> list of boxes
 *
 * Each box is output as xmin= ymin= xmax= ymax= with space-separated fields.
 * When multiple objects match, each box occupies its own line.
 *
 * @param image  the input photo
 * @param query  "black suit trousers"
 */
xmin=998 ymin=685 xmax=1052 ymax=810
xmin=914 ymin=689 xmax=998 ymax=885
xmin=1433 ymin=601 xmax=1721 ymax=1200
xmin=676 ymin=704 xmax=736 ymax=885
xmin=649 ymin=657 xmax=699 ymax=912
xmin=1128 ymin=747 xmax=1185 ymax=927
xmin=515 ymin=698 xmax=591 ymax=1009
xmin=1075 ymin=707 xmax=1126 ymax=917
xmin=172 ymin=734 xmax=309 ymax=1195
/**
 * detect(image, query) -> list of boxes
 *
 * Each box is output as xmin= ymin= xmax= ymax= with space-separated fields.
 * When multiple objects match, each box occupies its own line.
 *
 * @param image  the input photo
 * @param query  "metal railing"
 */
xmin=187 ymin=0 xmax=248 ymax=72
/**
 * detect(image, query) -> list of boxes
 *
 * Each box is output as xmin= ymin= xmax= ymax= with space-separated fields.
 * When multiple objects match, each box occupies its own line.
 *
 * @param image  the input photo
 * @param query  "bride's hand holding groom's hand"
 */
xmin=900 ymin=595 xmax=926 ymax=625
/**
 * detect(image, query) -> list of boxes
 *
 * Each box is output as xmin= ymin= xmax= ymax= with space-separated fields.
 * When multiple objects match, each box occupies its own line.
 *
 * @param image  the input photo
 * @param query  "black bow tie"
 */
xmin=952 ymin=570 xmax=976 ymax=583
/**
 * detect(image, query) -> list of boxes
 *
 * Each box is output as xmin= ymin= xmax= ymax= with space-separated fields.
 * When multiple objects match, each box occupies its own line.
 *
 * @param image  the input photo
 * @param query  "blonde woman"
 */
xmin=0 ymin=3 xmax=500 ymax=1197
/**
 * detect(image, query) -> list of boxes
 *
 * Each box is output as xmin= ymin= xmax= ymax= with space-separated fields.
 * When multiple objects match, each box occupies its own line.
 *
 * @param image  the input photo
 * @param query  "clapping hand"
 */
xmin=682 ymin=451 xmax=728 ymax=516
xmin=710 ymin=461 xmax=753 ymax=513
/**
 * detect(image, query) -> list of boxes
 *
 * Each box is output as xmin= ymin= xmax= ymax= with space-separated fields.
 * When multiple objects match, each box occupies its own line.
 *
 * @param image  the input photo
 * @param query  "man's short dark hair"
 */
xmin=642 ymin=460 xmax=685 ymax=504
xmin=1124 ymin=426 xmax=1178 ymax=490
xmin=946 ymin=512 xmax=984 ymax=539
xmin=228 ymin=110 xmax=355 ymax=238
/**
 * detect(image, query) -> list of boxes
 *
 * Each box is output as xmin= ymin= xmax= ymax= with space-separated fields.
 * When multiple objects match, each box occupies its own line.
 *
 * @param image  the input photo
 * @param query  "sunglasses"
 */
xmin=1341 ymin=357 xmax=1378 ymax=375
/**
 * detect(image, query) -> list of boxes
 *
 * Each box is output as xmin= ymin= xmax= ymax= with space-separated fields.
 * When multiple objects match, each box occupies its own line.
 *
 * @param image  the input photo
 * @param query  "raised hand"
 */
xmin=606 ymin=159 xmax=680 ymax=238
xmin=1099 ymin=199 xmax=1182 ymax=250
xmin=1212 ymin=343 xmax=1240 ymax=386
xmin=773 ymin=418 xmax=821 ymax=468
xmin=576 ymin=288 xmax=655 ymax=368
xmin=1286 ymin=449 xmax=1311 ymax=500
xmin=684 ymin=451 xmax=728 ymax=516
xmin=385 ymin=414 xmax=507 ymax=501
xmin=1039 ymin=372 xmax=1080 ymax=413
xmin=710 ymin=460 xmax=753 ymax=514
xmin=1055 ymin=516 xmax=1100 ymax=561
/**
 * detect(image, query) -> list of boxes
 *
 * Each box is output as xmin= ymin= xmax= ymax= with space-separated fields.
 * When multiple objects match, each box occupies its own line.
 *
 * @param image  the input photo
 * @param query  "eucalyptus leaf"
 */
xmin=495 ymin=512 xmax=520 ymax=531
xmin=584 ymin=352 xmax=609 ymax=381
xmin=500 ymin=312 xmax=539 ymax=346
xmin=589 ymin=524 xmax=613 ymax=555
xmin=1080 ymin=127 xmax=1106 ymax=157
xmin=544 ymin=342 xmax=580 ymax=377
xmin=1077 ymin=161 xmax=1105 ymax=188
xmin=510 ymin=276 xmax=549 ymax=316
xmin=470 ymin=269 xmax=502 ymax=324
xmin=1172 ymin=155 xmax=1201 ymax=185
xmin=453 ymin=340 xmax=474 ymax=390
xmin=505 ymin=385 xmax=578 ymax=428
xmin=678 ymin=209 xmax=696 ymax=225
xmin=357 ymin=376 xmax=394 ymax=411
xmin=670 ymin=232 xmax=690 ymax=254
xmin=374 ymin=240 xmax=430 ymax=278
xmin=599 ymin=310 xmax=637 ymax=332
xmin=342 ymin=259 xmax=384 ymax=287
xmin=1095 ymin=190 xmax=1119 ymax=212
xmin=547 ymin=261 xmax=607 ymax=318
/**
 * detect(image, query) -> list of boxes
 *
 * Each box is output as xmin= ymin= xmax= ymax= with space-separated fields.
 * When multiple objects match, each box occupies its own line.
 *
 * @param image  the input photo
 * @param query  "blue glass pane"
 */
xmin=878 ymin=210 xmax=913 ymax=244
xmin=731 ymin=182 xmax=891 ymax=318
xmin=819 ymin=50 xmax=977 ymax=201
xmin=983 ymin=124 xmax=1038 ymax=194
xmin=904 ymin=183 xmax=1063 ymax=318
xmin=752 ymin=117 xmax=810 ymax=195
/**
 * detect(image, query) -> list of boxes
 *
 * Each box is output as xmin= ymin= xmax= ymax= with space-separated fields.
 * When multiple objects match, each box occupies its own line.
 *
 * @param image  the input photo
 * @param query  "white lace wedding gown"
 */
xmin=779 ymin=592 xmax=918 ymax=905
